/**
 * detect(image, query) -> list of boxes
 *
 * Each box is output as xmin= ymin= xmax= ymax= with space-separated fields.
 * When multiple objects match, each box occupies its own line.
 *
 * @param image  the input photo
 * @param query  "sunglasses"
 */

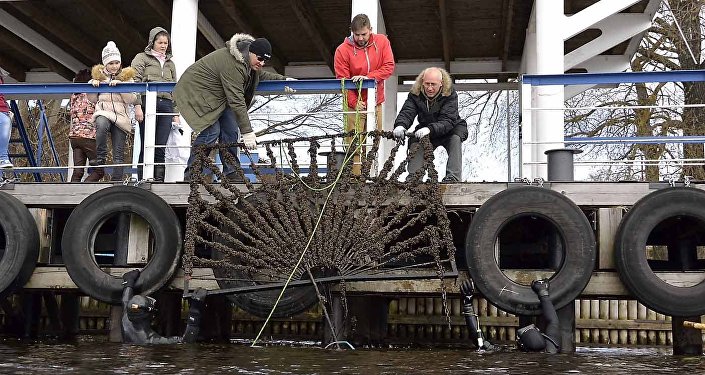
xmin=256 ymin=55 xmax=270 ymax=63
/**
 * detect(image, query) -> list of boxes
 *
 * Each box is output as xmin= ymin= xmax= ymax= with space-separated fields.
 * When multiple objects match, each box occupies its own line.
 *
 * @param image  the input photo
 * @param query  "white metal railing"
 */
xmin=0 ymin=78 xmax=378 ymax=182
xmin=520 ymin=70 xmax=705 ymax=180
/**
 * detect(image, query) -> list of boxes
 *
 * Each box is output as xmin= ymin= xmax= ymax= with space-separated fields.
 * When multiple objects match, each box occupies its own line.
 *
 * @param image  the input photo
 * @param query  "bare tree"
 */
xmin=249 ymin=93 xmax=345 ymax=138
xmin=563 ymin=1 xmax=705 ymax=182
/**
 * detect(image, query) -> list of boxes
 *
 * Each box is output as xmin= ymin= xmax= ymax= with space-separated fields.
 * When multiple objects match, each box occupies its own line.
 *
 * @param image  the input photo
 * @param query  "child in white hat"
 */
xmin=87 ymin=41 xmax=139 ymax=181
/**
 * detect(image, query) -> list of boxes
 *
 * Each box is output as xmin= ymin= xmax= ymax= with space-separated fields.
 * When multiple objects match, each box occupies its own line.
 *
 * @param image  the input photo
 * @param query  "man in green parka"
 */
xmin=173 ymin=34 xmax=290 ymax=181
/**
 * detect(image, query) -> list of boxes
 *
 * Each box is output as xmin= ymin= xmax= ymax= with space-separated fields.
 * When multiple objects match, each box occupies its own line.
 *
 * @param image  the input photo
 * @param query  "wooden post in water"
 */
xmin=42 ymin=292 xmax=62 ymax=334
xmin=59 ymin=293 xmax=80 ymax=338
xmin=200 ymin=295 xmax=232 ymax=341
xmin=672 ymin=316 xmax=703 ymax=355
xmin=345 ymin=296 xmax=389 ymax=346
xmin=21 ymin=292 xmax=42 ymax=338
xmin=323 ymin=294 xmax=345 ymax=346
xmin=557 ymin=302 xmax=576 ymax=352
xmin=155 ymin=291 xmax=182 ymax=337
xmin=108 ymin=305 xmax=123 ymax=342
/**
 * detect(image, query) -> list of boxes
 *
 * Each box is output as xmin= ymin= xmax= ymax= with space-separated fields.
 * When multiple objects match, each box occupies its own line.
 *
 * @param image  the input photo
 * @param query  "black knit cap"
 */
xmin=249 ymin=38 xmax=272 ymax=60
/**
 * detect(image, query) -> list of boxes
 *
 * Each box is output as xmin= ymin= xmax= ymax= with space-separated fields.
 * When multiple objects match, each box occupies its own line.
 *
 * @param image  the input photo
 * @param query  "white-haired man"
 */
xmin=393 ymin=67 xmax=468 ymax=182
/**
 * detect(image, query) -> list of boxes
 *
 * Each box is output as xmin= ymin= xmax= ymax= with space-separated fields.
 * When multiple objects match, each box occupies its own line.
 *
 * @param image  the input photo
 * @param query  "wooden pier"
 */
xmin=1 ymin=181 xmax=704 ymax=352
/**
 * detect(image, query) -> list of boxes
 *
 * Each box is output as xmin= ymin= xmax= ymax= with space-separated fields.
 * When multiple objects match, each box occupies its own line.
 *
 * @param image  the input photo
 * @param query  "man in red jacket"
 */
xmin=334 ymin=13 xmax=395 ymax=173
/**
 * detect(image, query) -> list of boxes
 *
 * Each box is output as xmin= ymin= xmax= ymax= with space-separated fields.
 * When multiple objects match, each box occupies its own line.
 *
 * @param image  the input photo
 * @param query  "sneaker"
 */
xmin=441 ymin=176 xmax=459 ymax=183
xmin=0 ymin=160 xmax=13 ymax=169
xmin=531 ymin=279 xmax=550 ymax=297
xmin=88 ymin=158 xmax=105 ymax=166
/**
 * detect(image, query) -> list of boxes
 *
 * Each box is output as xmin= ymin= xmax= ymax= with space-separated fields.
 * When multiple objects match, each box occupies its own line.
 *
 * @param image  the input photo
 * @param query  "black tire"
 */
xmin=212 ymin=191 xmax=319 ymax=318
xmin=465 ymin=186 xmax=596 ymax=315
xmin=0 ymin=191 xmax=39 ymax=297
xmin=615 ymin=187 xmax=705 ymax=317
xmin=62 ymin=186 xmax=182 ymax=304
xmin=224 ymin=277 xmax=319 ymax=319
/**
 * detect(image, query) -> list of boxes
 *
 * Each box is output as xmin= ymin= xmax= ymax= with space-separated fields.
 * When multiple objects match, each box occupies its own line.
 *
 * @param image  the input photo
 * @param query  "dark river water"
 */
xmin=0 ymin=337 xmax=703 ymax=374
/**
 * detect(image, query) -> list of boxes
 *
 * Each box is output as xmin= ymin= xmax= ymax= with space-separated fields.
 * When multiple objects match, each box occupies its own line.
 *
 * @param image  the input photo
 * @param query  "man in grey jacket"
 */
xmin=173 ymin=34 xmax=291 ymax=181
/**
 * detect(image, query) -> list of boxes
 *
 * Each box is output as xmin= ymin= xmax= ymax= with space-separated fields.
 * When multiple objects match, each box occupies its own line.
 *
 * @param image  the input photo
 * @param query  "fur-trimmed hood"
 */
xmin=409 ymin=67 xmax=453 ymax=97
xmin=226 ymin=33 xmax=255 ymax=63
xmin=91 ymin=65 xmax=137 ymax=82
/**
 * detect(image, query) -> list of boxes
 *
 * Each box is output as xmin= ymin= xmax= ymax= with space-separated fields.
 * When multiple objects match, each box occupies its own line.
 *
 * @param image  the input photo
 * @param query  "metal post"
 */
xmin=169 ymin=0 xmax=199 ymax=182
xmin=533 ymin=0 xmax=566 ymax=179
xmin=142 ymin=90 xmax=157 ymax=180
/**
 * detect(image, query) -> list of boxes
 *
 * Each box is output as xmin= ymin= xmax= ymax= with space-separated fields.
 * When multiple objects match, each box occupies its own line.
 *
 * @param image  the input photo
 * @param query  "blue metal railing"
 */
xmin=523 ymin=69 xmax=705 ymax=86
xmin=0 ymin=79 xmax=375 ymax=95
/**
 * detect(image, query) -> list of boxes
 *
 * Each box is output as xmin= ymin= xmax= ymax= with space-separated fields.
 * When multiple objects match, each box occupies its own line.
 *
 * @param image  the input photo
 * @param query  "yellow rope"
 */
xmin=251 ymin=78 xmax=366 ymax=346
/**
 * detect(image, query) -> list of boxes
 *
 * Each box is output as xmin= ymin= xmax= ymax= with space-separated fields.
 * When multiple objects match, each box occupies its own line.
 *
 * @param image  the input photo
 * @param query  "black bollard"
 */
xmin=544 ymin=148 xmax=583 ymax=181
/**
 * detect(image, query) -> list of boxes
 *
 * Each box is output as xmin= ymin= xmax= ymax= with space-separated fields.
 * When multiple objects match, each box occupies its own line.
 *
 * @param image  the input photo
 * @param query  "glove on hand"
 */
xmin=284 ymin=77 xmax=297 ymax=93
xmin=393 ymin=126 xmax=407 ymax=140
xmin=242 ymin=132 xmax=257 ymax=150
xmin=415 ymin=127 xmax=431 ymax=139
xmin=122 ymin=269 xmax=140 ymax=288
xmin=460 ymin=280 xmax=476 ymax=297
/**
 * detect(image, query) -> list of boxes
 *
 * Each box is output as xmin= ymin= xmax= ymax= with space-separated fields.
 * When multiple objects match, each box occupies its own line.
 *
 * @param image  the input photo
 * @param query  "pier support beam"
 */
xmin=59 ymin=293 xmax=80 ymax=338
xmin=21 ymin=292 xmax=42 ymax=338
xmin=108 ymin=305 xmax=122 ymax=342
xmin=155 ymin=291 xmax=183 ymax=337
xmin=200 ymin=295 xmax=232 ymax=341
xmin=329 ymin=295 xmax=389 ymax=347
xmin=42 ymin=292 xmax=62 ymax=334
xmin=557 ymin=303 xmax=576 ymax=353
xmin=323 ymin=295 xmax=345 ymax=347
xmin=167 ymin=0 xmax=199 ymax=182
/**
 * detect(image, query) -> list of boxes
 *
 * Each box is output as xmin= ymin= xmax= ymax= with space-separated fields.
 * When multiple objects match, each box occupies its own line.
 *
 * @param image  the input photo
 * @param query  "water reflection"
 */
xmin=0 ymin=337 xmax=703 ymax=374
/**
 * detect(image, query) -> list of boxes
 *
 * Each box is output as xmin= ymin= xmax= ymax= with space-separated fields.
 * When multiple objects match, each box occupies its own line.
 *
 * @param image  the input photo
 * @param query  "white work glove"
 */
xmin=242 ymin=132 xmax=257 ymax=150
xmin=284 ymin=77 xmax=297 ymax=93
xmin=351 ymin=75 xmax=368 ymax=82
xmin=415 ymin=127 xmax=431 ymax=139
xmin=393 ymin=126 xmax=407 ymax=139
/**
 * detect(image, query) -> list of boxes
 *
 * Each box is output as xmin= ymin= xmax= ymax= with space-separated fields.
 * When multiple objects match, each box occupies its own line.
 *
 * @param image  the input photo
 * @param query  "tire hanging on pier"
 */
xmin=465 ymin=186 xmax=596 ymax=315
xmin=615 ymin=187 xmax=705 ymax=317
xmin=0 ymin=191 xmax=39 ymax=297
xmin=62 ymin=186 xmax=182 ymax=304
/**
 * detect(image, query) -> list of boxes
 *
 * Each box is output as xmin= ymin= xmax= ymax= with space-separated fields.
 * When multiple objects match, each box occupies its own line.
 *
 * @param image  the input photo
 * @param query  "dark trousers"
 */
xmin=408 ymin=134 xmax=463 ymax=182
xmin=94 ymin=115 xmax=128 ymax=181
xmin=184 ymin=108 xmax=240 ymax=179
xmin=137 ymin=98 xmax=173 ymax=179
xmin=70 ymin=137 xmax=103 ymax=182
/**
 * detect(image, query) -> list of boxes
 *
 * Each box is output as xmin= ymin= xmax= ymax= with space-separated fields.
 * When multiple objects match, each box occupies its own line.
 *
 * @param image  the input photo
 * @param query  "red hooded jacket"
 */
xmin=334 ymin=33 xmax=395 ymax=108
